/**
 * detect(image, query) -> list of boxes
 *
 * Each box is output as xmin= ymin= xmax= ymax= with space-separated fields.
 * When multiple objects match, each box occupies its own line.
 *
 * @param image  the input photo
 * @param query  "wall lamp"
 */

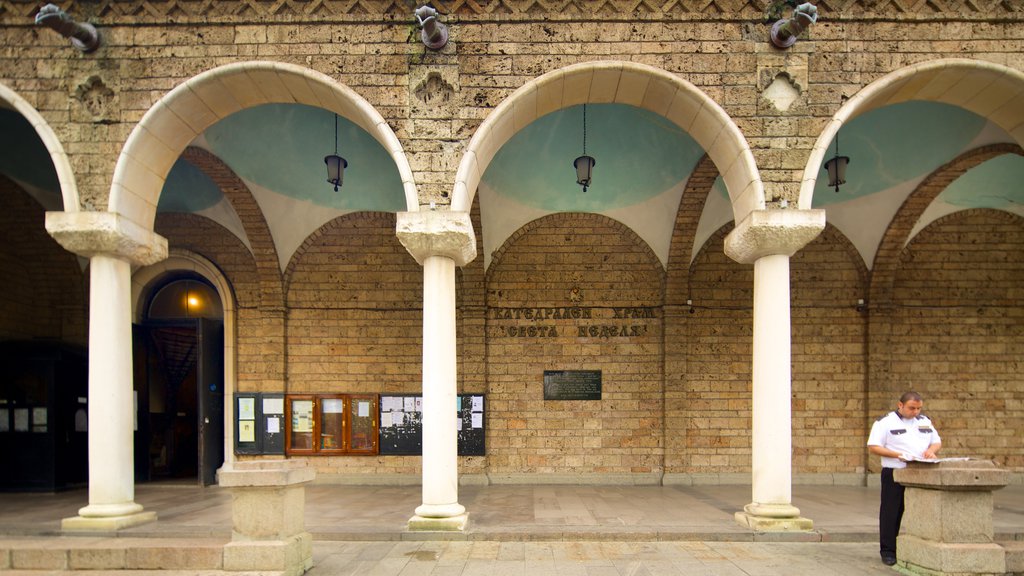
xmin=35 ymin=4 xmax=100 ymax=53
xmin=415 ymin=6 xmax=448 ymax=50
xmin=770 ymin=2 xmax=817 ymax=49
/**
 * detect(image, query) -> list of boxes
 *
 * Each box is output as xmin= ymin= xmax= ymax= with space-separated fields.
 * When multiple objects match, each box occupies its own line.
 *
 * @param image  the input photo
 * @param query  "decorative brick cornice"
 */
xmin=2 ymin=0 xmax=1020 ymax=24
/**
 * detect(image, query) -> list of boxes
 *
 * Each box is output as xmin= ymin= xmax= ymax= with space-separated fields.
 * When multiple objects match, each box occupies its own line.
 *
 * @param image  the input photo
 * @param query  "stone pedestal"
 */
xmin=895 ymin=460 xmax=1010 ymax=575
xmin=217 ymin=460 xmax=315 ymax=575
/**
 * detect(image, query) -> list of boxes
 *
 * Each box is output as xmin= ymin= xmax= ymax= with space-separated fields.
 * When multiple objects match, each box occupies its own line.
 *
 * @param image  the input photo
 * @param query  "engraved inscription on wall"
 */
xmin=491 ymin=306 xmax=657 ymax=339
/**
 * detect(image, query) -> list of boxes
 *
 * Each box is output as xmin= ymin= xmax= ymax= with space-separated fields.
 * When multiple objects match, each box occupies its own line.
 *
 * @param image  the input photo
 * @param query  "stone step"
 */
xmin=1002 ymin=539 xmax=1024 ymax=574
xmin=1 ymin=537 xmax=229 ymax=572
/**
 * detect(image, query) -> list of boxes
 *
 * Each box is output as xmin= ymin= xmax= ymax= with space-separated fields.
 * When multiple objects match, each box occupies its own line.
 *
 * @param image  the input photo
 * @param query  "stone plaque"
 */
xmin=543 ymin=370 xmax=601 ymax=400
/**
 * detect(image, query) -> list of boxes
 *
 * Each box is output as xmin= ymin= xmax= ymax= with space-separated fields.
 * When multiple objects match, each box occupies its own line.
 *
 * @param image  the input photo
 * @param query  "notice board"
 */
xmin=378 ymin=394 xmax=484 ymax=456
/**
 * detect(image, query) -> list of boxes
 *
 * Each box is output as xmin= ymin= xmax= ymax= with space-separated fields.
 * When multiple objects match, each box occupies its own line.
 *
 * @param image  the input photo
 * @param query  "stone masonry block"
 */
xmin=903 ymin=487 xmax=994 ymax=543
xmin=126 ymin=544 xmax=223 ymax=570
xmin=11 ymin=548 xmax=67 ymax=570
xmin=231 ymin=485 xmax=306 ymax=540
xmin=898 ymin=535 xmax=1006 ymax=575
xmin=69 ymin=546 xmax=127 ymax=569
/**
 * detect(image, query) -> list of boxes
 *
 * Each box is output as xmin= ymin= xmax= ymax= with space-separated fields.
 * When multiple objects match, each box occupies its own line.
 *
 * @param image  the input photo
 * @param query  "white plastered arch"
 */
xmin=450 ymin=60 xmax=765 ymax=223
xmin=109 ymin=61 xmax=420 ymax=231
xmin=131 ymin=250 xmax=238 ymax=468
xmin=800 ymin=58 xmax=1024 ymax=209
xmin=0 ymin=81 xmax=81 ymax=212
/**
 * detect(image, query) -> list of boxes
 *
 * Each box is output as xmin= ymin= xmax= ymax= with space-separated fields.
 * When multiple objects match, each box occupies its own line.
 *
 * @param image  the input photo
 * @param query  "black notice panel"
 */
xmin=261 ymin=393 xmax=285 ymax=455
xmin=543 ymin=370 xmax=602 ymax=400
xmin=233 ymin=393 xmax=285 ymax=455
xmin=457 ymin=394 xmax=485 ymax=456
xmin=234 ymin=393 xmax=261 ymax=455
xmin=378 ymin=394 xmax=485 ymax=456
xmin=378 ymin=395 xmax=423 ymax=455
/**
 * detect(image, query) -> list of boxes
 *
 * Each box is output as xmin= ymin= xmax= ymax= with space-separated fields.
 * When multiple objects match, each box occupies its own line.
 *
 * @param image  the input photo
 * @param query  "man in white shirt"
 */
xmin=867 ymin=391 xmax=942 ymax=566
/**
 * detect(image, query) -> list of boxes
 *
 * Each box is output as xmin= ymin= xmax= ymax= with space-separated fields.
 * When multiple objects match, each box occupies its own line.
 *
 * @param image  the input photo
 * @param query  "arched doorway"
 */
xmin=133 ymin=274 xmax=224 ymax=485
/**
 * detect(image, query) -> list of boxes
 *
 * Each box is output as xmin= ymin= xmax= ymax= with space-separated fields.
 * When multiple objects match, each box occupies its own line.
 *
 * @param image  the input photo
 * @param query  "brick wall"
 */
xmin=790 ymin=224 xmax=869 ymax=474
xmin=885 ymin=210 xmax=1024 ymax=470
xmin=285 ymin=211 xmax=428 ymax=475
xmin=485 ymin=213 xmax=664 ymax=477
xmin=0 ymin=176 xmax=86 ymax=345
xmin=673 ymin=225 xmax=753 ymax=474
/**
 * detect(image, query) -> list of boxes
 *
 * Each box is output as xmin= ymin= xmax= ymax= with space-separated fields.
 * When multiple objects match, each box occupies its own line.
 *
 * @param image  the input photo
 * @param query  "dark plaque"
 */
xmin=543 ymin=370 xmax=602 ymax=400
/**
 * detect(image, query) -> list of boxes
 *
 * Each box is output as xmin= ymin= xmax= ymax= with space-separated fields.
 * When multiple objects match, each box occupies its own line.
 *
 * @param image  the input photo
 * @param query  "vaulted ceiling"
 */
xmin=2 ymin=99 xmax=1022 ymax=273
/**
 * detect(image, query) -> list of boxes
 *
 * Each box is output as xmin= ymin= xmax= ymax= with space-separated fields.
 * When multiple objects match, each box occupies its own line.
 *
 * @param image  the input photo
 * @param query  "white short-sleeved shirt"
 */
xmin=867 ymin=411 xmax=941 ymax=469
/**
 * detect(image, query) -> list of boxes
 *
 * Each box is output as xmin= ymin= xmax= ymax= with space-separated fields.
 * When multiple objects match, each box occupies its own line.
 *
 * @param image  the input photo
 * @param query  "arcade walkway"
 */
xmin=1 ymin=483 xmax=1022 ymax=574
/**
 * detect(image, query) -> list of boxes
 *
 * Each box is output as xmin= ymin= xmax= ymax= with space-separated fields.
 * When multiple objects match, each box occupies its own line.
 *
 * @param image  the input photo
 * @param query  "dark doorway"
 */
xmin=134 ymin=276 xmax=224 ymax=486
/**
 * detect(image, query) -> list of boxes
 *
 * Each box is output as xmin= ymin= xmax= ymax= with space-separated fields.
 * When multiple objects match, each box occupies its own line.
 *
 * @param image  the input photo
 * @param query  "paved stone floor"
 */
xmin=305 ymin=540 xmax=901 ymax=575
xmin=1 ymin=482 xmax=1022 ymax=574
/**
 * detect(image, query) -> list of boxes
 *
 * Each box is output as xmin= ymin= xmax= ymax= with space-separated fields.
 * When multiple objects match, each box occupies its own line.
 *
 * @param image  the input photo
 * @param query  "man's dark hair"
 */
xmin=900 ymin=391 xmax=923 ymax=403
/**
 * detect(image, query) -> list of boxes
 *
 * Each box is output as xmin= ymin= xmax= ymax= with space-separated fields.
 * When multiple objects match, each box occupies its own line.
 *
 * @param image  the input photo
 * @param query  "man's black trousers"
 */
xmin=879 ymin=467 xmax=905 ymax=558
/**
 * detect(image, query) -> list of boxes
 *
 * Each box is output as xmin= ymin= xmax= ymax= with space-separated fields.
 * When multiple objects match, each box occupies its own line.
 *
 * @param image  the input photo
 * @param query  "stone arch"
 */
xmin=131 ymin=249 xmax=239 ymax=466
xmin=486 ymin=212 xmax=664 ymax=286
xmin=180 ymin=146 xmax=284 ymax=310
xmin=801 ymin=58 xmax=1024 ymax=208
xmin=665 ymin=154 xmax=720 ymax=307
xmin=0 ymin=82 xmax=80 ymax=212
xmin=282 ymin=211 xmax=399 ymax=297
xmin=452 ymin=61 xmax=764 ymax=224
xmin=109 ymin=61 xmax=419 ymax=231
xmin=869 ymin=143 xmax=1023 ymax=308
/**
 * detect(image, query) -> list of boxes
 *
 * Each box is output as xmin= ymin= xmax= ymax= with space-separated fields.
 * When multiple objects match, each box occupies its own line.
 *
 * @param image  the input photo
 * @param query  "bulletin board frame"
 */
xmin=378 ymin=394 xmax=485 ymax=456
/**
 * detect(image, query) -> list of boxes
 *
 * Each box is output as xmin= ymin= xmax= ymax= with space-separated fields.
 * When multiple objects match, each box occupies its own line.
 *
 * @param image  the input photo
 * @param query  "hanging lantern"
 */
xmin=325 ymin=113 xmax=348 ymax=192
xmin=573 ymin=103 xmax=596 ymax=193
xmin=823 ymin=131 xmax=850 ymax=193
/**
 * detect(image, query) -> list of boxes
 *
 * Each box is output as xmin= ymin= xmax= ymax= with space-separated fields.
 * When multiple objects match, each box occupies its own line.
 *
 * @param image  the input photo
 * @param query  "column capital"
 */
xmin=724 ymin=209 xmax=826 ymax=264
xmin=396 ymin=210 xmax=477 ymax=267
xmin=45 ymin=211 xmax=168 ymax=266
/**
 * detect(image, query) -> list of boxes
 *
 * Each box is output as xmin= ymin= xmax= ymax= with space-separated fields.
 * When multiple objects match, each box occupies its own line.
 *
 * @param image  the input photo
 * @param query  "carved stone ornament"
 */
xmin=74 ymin=76 xmax=115 ymax=122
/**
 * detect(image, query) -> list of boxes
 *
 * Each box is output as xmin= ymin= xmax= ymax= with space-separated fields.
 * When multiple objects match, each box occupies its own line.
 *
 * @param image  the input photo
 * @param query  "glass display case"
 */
xmin=285 ymin=394 xmax=378 ymax=455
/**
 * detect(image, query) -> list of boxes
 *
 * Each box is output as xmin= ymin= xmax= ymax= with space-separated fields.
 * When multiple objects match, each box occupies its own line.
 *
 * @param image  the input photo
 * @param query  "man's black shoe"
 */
xmin=882 ymin=555 xmax=897 ymax=566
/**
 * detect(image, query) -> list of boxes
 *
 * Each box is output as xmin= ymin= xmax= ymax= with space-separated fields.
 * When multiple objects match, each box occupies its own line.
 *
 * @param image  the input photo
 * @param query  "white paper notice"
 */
xmin=358 ymin=401 xmax=369 ymax=418
xmin=239 ymin=420 xmax=256 ymax=442
xmin=471 ymin=413 xmax=483 ymax=429
xmin=415 ymin=397 xmax=423 ymax=412
xmin=267 ymin=416 xmax=280 ymax=434
xmin=393 ymin=412 xmax=406 ymax=426
xmin=381 ymin=412 xmax=393 ymax=428
xmin=471 ymin=396 xmax=483 ymax=412
xmin=456 ymin=418 xmax=463 ymax=431
xmin=238 ymin=398 xmax=255 ymax=420
xmin=263 ymin=398 xmax=284 ymax=415
xmin=404 ymin=397 xmax=416 ymax=412
xmin=322 ymin=399 xmax=344 ymax=414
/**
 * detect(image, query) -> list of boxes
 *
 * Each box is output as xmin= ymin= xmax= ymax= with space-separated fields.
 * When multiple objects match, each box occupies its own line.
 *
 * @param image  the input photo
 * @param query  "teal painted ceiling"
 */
xmin=813 ymin=101 xmax=993 ymax=205
xmin=940 ymin=153 xmax=1024 ymax=209
xmin=159 ymin=158 xmax=224 ymax=213
xmin=195 ymin=103 xmax=405 ymax=213
xmin=481 ymin=104 xmax=705 ymax=212
xmin=3 ymin=97 xmax=1022 ymax=273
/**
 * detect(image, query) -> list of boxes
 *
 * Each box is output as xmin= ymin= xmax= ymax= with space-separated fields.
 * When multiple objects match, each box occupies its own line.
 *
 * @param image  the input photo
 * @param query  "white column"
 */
xmin=396 ymin=210 xmax=476 ymax=531
xmin=415 ymin=255 xmax=466 ymax=520
xmin=724 ymin=209 xmax=824 ymax=531
xmin=78 ymin=255 xmax=147 ymax=518
xmin=748 ymin=254 xmax=799 ymax=516
xmin=46 ymin=212 xmax=167 ymax=531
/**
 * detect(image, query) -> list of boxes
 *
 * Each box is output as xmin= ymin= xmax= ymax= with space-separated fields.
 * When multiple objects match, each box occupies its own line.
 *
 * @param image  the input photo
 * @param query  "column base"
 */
xmin=735 ymin=503 xmax=812 ymax=531
xmin=408 ymin=513 xmax=469 ymax=531
xmin=62 ymin=510 xmax=157 ymax=532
